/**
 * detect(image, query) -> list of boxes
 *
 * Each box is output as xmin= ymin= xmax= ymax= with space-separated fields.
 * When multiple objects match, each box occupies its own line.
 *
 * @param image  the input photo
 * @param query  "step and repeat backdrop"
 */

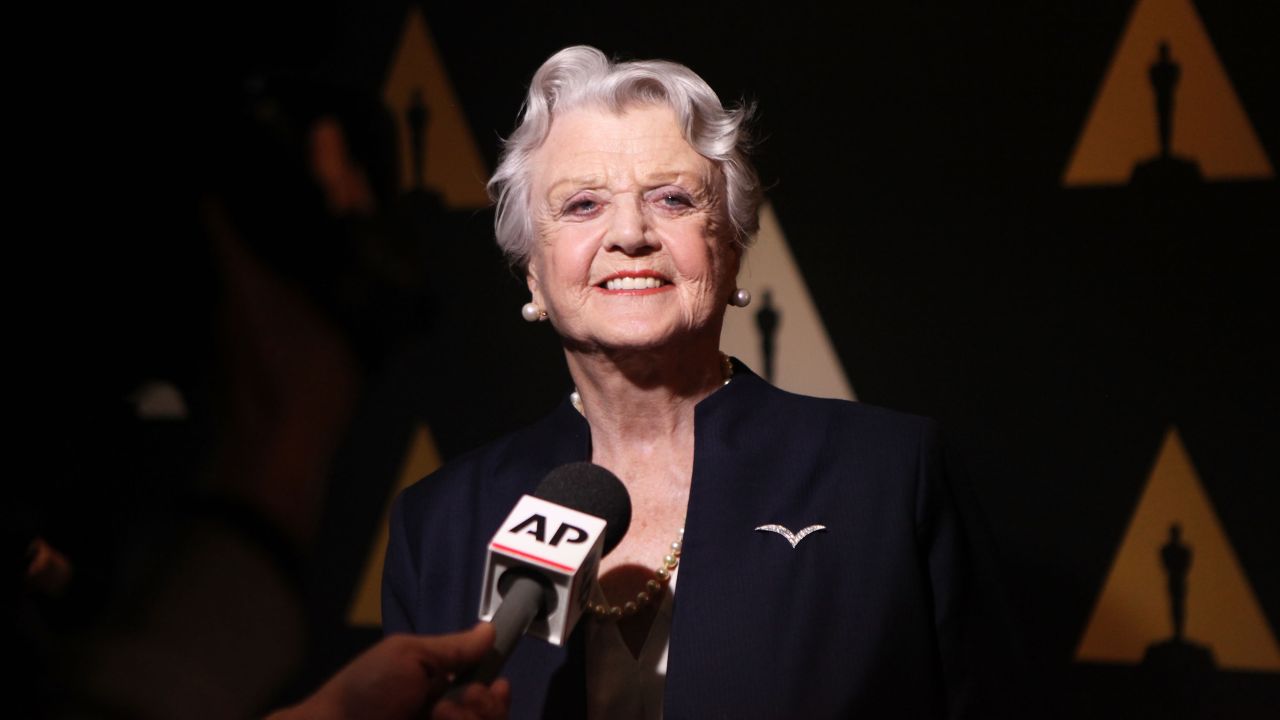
xmin=38 ymin=0 xmax=1277 ymax=716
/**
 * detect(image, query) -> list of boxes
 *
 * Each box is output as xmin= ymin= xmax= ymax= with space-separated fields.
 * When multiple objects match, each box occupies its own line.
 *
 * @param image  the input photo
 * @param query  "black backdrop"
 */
xmin=40 ymin=1 xmax=1280 ymax=717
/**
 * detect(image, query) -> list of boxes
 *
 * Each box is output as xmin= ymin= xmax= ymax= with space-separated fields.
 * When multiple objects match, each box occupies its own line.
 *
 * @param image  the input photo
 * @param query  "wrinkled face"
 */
xmin=526 ymin=104 xmax=739 ymax=353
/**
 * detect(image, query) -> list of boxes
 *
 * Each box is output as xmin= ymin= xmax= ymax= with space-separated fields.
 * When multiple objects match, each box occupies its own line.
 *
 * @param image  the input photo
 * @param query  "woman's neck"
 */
xmin=564 ymin=338 xmax=724 ymax=460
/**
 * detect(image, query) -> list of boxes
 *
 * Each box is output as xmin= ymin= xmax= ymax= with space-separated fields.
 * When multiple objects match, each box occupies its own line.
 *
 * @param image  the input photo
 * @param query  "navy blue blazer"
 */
xmin=383 ymin=361 xmax=976 ymax=718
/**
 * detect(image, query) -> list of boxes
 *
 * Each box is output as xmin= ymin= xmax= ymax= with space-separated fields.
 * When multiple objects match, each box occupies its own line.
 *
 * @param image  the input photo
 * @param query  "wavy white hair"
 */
xmin=487 ymin=45 xmax=762 ymax=269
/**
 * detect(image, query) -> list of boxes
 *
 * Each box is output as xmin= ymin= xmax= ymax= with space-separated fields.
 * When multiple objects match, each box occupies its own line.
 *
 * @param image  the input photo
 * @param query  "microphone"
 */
xmin=453 ymin=462 xmax=631 ymax=688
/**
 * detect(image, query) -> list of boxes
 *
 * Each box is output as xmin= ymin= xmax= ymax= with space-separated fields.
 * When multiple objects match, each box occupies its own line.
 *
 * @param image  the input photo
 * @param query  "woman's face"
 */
xmin=526 ymin=104 xmax=739 ymax=354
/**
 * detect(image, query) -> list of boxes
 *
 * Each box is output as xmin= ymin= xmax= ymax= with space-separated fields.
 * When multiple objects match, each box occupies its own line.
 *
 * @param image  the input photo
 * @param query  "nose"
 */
xmin=603 ymin=195 xmax=658 ymax=255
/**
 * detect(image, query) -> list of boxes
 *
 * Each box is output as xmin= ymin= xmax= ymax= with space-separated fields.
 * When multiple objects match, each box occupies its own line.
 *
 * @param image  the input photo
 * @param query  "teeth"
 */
xmin=605 ymin=277 xmax=665 ymax=291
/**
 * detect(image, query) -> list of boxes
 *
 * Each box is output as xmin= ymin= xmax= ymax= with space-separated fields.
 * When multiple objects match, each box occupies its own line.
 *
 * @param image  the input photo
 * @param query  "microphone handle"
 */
xmin=448 ymin=574 xmax=546 ymax=691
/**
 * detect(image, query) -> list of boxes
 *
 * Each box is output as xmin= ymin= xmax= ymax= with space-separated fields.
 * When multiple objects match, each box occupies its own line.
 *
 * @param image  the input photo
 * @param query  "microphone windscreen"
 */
xmin=534 ymin=462 xmax=631 ymax=556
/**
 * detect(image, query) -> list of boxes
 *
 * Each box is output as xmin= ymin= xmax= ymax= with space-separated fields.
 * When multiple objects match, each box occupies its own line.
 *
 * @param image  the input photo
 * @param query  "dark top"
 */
xmin=383 ymin=360 xmax=978 ymax=719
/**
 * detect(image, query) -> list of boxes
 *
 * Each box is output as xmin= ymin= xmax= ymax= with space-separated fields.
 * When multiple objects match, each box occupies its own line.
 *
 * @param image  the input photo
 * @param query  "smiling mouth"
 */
xmin=602 ymin=276 xmax=668 ymax=291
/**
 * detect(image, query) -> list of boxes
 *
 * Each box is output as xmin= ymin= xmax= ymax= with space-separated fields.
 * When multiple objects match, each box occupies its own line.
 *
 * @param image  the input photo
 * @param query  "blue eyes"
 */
xmin=563 ymin=192 xmax=693 ymax=217
xmin=567 ymin=199 xmax=599 ymax=214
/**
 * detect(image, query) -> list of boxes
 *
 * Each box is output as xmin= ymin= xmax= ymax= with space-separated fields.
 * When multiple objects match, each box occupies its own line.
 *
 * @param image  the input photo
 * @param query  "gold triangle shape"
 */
xmin=347 ymin=423 xmax=444 ymax=627
xmin=1075 ymin=427 xmax=1280 ymax=671
xmin=383 ymin=7 xmax=490 ymax=206
xmin=1062 ymin=0 xmax=1273 ymax=185
xmin=720 ymin=202 xmax=856 ymax=400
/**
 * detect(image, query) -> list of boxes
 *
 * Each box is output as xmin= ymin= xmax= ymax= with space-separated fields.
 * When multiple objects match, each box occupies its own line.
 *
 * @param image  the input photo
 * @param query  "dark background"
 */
xmin=36 ymin=0 xmax=1279 ymax=717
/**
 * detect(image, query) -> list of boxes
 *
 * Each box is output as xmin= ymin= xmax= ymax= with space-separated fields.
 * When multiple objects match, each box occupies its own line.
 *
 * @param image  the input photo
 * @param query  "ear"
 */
xmin=525 ymin=258 xmax=543 ymax=304
xmin=723 ymin=235 xmax=744 ymax=284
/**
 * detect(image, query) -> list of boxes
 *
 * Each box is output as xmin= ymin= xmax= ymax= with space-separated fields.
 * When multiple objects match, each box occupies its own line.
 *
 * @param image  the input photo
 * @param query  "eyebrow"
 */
xmin=545 ymin=168 xmax=708 ymax=199
xmin=546 ymin=176 xmax=605 ymax=199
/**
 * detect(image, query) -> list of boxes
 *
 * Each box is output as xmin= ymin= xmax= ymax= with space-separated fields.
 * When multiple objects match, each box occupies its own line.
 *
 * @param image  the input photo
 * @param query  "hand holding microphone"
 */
xmin=266 ymin=624 xmax=509 ymax=720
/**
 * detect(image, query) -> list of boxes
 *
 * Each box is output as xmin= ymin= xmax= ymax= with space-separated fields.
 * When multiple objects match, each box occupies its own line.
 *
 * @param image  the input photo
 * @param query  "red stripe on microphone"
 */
xmin=492 ymin=543 xmax=577 ymax=573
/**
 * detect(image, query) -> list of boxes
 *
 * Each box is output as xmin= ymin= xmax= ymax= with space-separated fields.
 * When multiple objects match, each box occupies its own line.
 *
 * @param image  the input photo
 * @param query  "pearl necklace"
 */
xmin=569 ymin=353 xmax=733 ymax=414
xmin=587 ymin=527 xmax=684 ymax=620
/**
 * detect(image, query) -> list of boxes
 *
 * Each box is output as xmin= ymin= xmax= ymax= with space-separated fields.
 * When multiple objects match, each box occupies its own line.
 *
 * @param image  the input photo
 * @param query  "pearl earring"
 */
xmin=521 ymin=302 xmax=547 ymax=322
xmin=729 ymin=288 xmax=752 ymax=308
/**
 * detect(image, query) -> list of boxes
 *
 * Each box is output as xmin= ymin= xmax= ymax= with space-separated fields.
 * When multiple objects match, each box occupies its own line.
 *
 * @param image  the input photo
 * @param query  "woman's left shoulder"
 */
xmin=759 ymin=381 xmax=938 ymax=441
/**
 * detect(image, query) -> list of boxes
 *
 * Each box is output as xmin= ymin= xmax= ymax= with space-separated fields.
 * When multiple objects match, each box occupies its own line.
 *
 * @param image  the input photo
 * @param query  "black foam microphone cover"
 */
xmin=533 ymin=461 xmax=631 ymax=556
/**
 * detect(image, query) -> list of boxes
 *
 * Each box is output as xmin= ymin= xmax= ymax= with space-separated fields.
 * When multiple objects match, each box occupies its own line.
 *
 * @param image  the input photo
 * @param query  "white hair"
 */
xmin=487 ymin=45 xmax=762 ymax=269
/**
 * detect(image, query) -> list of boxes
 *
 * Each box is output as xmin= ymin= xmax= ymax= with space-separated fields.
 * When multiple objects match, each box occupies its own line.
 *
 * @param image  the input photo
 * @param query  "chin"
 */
xmin=571 ymin=319 xmax=676 ymax=352
xmin=597 ymin=319 xmax=719 ymax=355
xmin=595 ymin=332 xmax=677 ymax=353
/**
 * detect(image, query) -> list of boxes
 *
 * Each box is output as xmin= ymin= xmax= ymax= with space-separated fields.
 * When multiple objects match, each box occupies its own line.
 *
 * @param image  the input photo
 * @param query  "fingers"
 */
xmin=488 ymin=678 xmax=510 ymax=708
xmin=413 ymin=623 xmax=497 ymax=674
xmin=430 ymin=678 xmax=510 ymax=720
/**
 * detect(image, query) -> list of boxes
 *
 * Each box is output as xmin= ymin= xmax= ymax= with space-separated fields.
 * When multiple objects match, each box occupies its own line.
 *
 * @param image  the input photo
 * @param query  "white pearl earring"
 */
xmin=729 ymin=288 xmax=752 ymax=308
xmin=521 ymin=302 xmax=547 ymax=322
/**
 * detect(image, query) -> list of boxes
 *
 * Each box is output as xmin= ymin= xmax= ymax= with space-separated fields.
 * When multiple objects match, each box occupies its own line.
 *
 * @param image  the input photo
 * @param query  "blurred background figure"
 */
xmin=6 ymin=71 xmax=483 ymax=718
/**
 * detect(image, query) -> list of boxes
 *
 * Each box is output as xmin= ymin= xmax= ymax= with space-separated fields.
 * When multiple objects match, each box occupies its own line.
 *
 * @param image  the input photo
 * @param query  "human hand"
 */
xmin=267 ymin=623 xmax=509 ymax=720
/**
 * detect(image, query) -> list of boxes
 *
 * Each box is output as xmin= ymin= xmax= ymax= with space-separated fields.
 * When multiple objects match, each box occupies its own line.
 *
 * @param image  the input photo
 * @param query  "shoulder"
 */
xmin=767 ymin=386 xmax=939 ymax=498
xmin=710 ymin=364 xmax=937 ymax=458
xmin=772 ymin=383 xmax=934 ymax=436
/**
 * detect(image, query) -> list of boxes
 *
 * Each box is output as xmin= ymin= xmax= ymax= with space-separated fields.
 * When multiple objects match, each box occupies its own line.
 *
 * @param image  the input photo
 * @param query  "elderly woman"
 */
xmin=383 ymin=46 xmax=975 ymax=719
